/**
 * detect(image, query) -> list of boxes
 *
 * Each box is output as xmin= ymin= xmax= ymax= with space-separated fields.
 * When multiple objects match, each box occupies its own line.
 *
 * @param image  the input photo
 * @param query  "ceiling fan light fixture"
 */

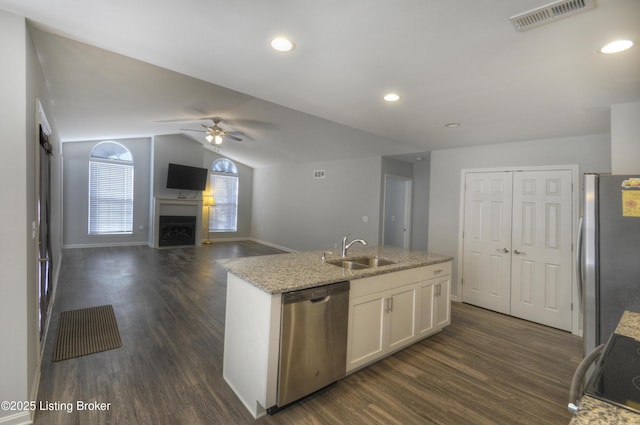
xmin=205 ymin=133 xmax=214 ymax=143
xmin=214 ymin=134 xmax=224 ymax=145
xmin=270 ymin=37 xmax=295 ymax=52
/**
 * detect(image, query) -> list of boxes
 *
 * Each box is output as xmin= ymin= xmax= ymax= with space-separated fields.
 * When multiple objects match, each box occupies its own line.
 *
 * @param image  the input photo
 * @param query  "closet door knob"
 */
xmin=503 ymin=248 xmax=510 ymax=253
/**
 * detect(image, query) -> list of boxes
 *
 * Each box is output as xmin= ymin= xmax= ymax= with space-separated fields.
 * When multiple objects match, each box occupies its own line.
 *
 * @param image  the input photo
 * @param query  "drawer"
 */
xmin=350 ymin=273 xmax=389 ymax=298
xmin=422 ymin=262 xmax=451 ymax=280
xmin=350 ymin=262 xmax=452 ymax=299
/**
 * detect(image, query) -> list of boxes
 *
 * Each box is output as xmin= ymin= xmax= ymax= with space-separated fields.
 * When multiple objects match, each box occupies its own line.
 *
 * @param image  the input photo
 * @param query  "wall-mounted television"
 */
xmin=166 ymin=163 xmax=208 ymax=191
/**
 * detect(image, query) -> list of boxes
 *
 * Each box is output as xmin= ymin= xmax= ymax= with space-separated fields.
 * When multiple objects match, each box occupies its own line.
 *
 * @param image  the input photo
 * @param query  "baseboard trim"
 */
xmin=0 ymin=411 xmax=31 ymax=425
xmin=248 ymin=238 xmax=296 ymax=253
xmin=63 ymin=241 xmax=149 ymax=249
xmin=203 ymin=236 xmax=250 ymax=243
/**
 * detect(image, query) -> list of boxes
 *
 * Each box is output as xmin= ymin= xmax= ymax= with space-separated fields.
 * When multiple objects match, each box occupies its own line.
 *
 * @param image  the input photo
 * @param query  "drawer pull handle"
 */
xmin=434 ymin=269 xmax=443 ymax=274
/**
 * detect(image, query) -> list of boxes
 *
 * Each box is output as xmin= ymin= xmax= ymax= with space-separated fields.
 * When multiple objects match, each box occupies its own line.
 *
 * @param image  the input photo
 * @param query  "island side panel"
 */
xmin=223 ymin=273 xmax=281 ymax=418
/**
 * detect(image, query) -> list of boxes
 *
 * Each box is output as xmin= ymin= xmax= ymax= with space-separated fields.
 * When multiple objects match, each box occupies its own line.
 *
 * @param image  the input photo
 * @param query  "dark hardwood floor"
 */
xmin=35 ymin=242 xmax=582 ymax=425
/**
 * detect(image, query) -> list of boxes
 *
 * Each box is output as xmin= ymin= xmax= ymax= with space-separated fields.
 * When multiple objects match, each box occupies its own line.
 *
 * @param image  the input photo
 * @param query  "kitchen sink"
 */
xmin=355 ymin=257 xmax=396 ymax=267
xmin=326 ymin=259 xmax=370 ymax=270
xmin=326 ymin=256 xmax=396 ymax=270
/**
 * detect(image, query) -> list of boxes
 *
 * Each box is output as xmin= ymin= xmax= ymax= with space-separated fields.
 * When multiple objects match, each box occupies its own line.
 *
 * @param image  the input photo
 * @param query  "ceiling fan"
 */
xmin=181 ymin=117 xmax=245 ymax=145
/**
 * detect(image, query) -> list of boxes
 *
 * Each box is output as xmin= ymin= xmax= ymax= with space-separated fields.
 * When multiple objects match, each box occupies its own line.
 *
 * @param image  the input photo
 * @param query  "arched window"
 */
xmin=209 ymin=158 xmax=238 ymax=232
xmin=88 ymin=141 xmax=134 ymax=235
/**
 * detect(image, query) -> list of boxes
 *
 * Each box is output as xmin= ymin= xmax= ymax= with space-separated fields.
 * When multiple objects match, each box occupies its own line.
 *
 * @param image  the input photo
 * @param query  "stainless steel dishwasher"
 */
xmin=275 ymin=280 xmax=350 ymax=408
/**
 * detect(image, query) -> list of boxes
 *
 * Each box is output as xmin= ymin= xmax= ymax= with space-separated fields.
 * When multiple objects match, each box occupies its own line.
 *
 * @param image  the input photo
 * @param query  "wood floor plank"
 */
xmin=35 ymin=242 xmax=582 ymax=425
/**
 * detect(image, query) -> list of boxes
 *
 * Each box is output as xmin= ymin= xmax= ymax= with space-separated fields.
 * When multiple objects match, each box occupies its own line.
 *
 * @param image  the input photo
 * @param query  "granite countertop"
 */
xmin=220 ymin=245 xmax=453 ymax=294
xmin=569 ymin=310 xmax=640 ymax=425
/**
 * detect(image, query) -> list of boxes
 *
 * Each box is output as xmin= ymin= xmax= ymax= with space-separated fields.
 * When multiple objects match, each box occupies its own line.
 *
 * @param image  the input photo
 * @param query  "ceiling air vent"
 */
xmin=510 ymin=0 xmax=596 ymax=31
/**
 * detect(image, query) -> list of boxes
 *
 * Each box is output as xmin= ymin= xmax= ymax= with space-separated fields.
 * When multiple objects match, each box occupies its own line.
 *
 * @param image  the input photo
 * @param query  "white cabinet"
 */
xmin=347 ymin=282 xmax=418 ymax=372
xmin=347 ymin=291 xmax=386 ymax=369
xmin=434 ymin=276 xmax=450 ymax=328
xmin=387 ymin=283 xmax=419 ymax=351
xmin=418 ymin=274 xmax=451 ymax=337
xmin=347 ymin=262 xmax=451 ymax=373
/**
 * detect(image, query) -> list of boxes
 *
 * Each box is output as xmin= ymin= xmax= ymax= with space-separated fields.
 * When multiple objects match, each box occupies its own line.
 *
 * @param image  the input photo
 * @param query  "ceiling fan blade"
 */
xmin=157 ymin=117 xmax=204 ymax=123
xmin=226 ymin=134 xmax=243 ymax=142
xmin=180 ymin=128 xmax=206 ymax=133
xmin=226 ymin=118 xmax=275 ymax=129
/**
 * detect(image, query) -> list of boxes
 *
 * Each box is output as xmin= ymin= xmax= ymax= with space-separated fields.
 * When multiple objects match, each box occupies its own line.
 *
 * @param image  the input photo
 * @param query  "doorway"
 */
xmin=383 ymin=175 xmax=412 ymax=249
xmin=460 ymin=167 xmax=576 ymax=331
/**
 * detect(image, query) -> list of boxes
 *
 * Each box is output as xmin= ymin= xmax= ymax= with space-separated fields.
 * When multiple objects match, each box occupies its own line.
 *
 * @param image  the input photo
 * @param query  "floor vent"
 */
xmin=510 ymin=0 xmax=596 ymax=31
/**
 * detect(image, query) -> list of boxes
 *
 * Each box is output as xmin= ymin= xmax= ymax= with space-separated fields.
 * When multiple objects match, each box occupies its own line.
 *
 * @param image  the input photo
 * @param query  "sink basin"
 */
xmin=326 ymin=256 xmax=396 ymax=270
xmin=325 ymin=259 xmax=370 ymax=270
xmin=356 ymin=257 xmax=396 ymax=267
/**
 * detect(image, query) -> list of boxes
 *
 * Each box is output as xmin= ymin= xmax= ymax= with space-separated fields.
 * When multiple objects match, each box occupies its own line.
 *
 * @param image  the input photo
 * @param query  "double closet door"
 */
xmin=462 ymin=169 xmax=573 ymax=331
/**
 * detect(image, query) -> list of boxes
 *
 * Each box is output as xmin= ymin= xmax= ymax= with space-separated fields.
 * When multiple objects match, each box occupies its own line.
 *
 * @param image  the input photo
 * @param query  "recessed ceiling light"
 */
xmin=383 ymin=93 xmax=400 ymax=102
xmin=600 ymin=39 xmax=634 ymax=54
xmin=444 ymin=122 xmax=461 ymax=128
xmin=270 ymin=37 xmax=295 ymax=52
xmin=415 ymin=156 xmax=424 ymax=161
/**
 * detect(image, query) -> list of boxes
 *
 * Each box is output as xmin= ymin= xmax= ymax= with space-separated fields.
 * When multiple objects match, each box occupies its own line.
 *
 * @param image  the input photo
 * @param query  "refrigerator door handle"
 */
xmin=576 ymin=216 xmax=584 ymax=308
xmin=567 ymin=343 xmax=604 ymax=414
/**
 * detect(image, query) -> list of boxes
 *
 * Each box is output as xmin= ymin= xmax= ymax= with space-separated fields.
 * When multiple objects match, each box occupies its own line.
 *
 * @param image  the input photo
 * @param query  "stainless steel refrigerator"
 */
xmin=579 ymin=173 xmax=640 ymax=354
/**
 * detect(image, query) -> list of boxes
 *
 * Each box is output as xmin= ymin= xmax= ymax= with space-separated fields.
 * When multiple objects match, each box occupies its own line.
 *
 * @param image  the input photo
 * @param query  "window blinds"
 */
xmin=89 ymin=161 xmax=134 ymax=234
xmin=210 ymin=174 xmax=238 ymax=232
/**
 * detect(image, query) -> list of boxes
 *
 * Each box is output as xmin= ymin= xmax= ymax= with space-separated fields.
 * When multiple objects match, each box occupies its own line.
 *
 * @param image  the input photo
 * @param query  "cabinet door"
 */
xmin=347 ymin=292 xmax=386 ymax=372
xmin=434 ymin=276 xmax=451 ymax=328
xmin=418 ymin=280 xmax=435 ymax=336
xmin=387 ymin=284 xmax=418 ymax=351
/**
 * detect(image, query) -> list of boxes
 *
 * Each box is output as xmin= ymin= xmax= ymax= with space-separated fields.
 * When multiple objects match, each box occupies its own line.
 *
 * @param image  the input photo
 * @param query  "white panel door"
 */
xmin=510 ymin=170 xmax=573 ymax=331
xmin=462 ymin=172 xmax=513 ymax=314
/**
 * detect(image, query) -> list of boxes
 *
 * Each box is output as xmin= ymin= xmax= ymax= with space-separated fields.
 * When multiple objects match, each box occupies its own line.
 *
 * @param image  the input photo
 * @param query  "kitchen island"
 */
xmin=569 ymin=310 xmax=640 ymax=424
xmin=220 ymin=246 xmax=453 ymax=418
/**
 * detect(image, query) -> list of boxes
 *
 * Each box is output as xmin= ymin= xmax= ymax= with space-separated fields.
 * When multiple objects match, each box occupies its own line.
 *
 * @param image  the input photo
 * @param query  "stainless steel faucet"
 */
xmin=341 ymin=234 xmax=367 ymax=257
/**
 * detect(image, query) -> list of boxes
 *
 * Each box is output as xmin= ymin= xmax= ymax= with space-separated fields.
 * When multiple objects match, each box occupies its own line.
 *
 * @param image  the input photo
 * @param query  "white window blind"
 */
xmin=89 ymin=161 xmax=134 ymax=234
xmin=210 ymin=173 xmax=238 ymax=232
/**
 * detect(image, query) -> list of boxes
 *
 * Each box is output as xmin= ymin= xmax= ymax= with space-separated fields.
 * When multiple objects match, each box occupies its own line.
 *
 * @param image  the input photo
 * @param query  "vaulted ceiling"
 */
xmin=2 ymin=0 xmax=639 ymax=167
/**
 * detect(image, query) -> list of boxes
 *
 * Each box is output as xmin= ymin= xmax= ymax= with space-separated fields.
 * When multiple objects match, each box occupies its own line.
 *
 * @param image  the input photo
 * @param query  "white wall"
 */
xmin=251 ymin=156 xmax=382 ymax=252
xmin=62 ymin=137 xmax=151 ymax=247
xmin=611 ymin=101 xmax=640 ymax=174
xmin=0 ymin=13 xmax=29 ymax=423
xmin=428 ymin=134 xmax=611 ymax=298
xmin=1 ymin=11 xmax=62 ymax=424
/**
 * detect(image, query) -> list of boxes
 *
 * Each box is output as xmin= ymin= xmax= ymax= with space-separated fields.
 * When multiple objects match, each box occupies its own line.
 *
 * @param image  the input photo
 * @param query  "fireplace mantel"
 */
xmin=152 ymin=197 xmax=202 ymax=248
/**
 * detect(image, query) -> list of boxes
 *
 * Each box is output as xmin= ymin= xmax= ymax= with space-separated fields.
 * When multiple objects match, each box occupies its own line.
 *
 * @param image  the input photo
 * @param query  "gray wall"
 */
xmin=251 ymin=156 xmax=382 ymax=252
xmin=411 ymin=155 xmax=430 ymax=251
xmin=428 ymin=134 xmax=611 ymax=298
xmin=381 ymin=157 xmax=414 ymax=248
xmin=153 ymin=134 xmax=205 ymax=199
xmin=152 ymin=134 xmax=253 ymax=240
xmin=63 ymin=137 xmax=151 ymax=247
xmin=0 ymin=12 xmax=62 ymax=422
xmin=62 ymin=134 xmax=254 ymax=247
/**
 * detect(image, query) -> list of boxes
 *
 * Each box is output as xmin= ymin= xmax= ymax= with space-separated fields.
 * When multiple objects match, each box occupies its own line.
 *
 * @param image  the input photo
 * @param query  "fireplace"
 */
xmin=159 ymin=215 xmax=197 ymax=247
